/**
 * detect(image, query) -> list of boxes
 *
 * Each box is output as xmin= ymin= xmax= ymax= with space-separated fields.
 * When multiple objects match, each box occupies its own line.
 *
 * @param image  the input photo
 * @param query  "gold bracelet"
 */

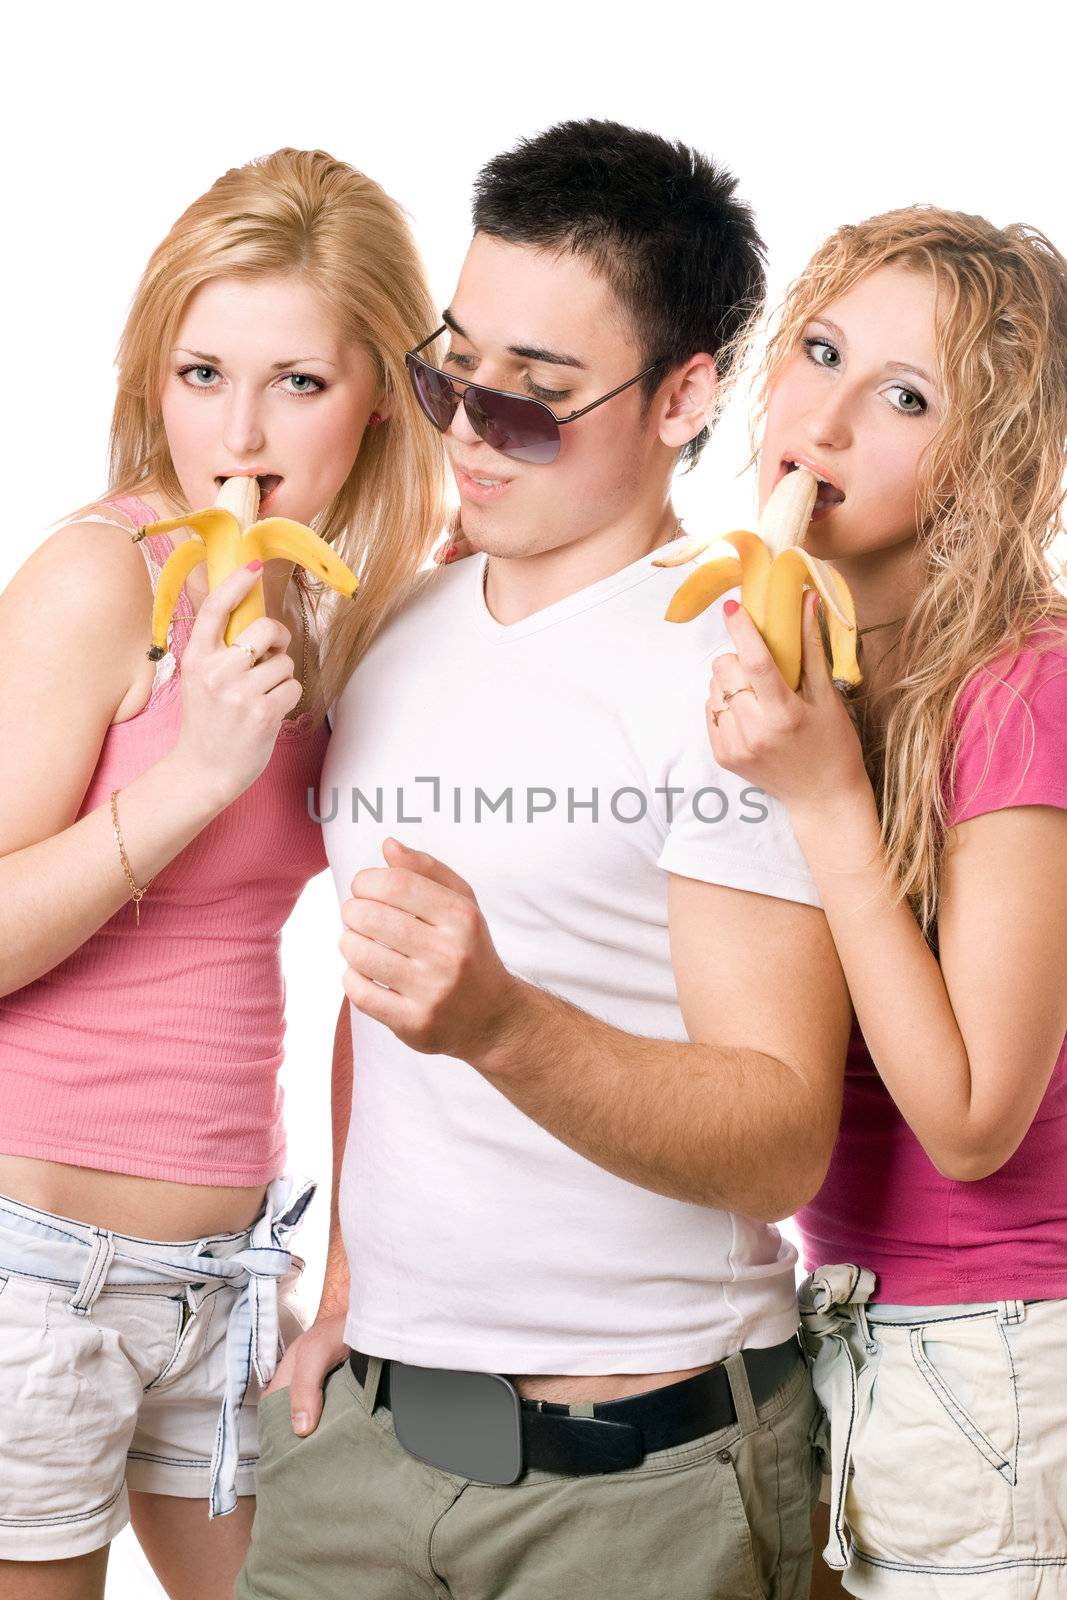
xmin=110 ymin=788 xmax=153 ymax=927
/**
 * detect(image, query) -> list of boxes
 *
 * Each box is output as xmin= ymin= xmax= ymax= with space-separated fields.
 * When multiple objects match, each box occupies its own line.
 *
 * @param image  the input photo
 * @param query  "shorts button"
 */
xmin=717 ymin=1450 xmax=732 ymax=1464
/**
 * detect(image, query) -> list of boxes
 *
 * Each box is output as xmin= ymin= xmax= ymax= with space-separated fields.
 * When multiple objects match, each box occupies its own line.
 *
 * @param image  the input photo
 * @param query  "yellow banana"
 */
xmin=243 ymin=518 xmax=362 ymax=593
xmin=653 ymin=468 xmax=861 ymax=689
xmin=133 ymin=476 xmax=359 ymax=658
xmin=655 ymin=460 xmax=820 ymax=569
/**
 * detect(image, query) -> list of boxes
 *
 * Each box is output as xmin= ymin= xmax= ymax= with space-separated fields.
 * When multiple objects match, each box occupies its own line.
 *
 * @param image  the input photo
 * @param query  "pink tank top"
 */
xmin=0 ymin=495 xmax=331 ymax=1185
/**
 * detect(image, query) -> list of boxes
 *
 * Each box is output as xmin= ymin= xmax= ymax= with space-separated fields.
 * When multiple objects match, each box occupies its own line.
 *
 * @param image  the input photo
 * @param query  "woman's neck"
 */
xmin=830 ymin=535 xmax=924 ymax=740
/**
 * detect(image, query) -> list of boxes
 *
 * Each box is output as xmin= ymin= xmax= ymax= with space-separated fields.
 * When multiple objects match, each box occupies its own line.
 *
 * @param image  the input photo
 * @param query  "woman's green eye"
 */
xmin=804 ymin=338 xmax=840 ymax=368
xmin=887 ymin=384 xmax=927 ymax=416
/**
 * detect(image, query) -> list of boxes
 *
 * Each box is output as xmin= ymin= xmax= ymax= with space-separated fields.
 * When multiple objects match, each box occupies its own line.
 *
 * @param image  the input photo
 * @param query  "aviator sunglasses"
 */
xmin=405 ymin=326 xmax=666 ymax=465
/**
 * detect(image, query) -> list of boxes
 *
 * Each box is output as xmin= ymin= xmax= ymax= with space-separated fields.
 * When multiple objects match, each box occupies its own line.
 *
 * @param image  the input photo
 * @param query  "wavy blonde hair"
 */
xmin=86 ymin=146 xmax=446 ymax=717
xmin=749 ymin=207 xmax=1067 ymax=938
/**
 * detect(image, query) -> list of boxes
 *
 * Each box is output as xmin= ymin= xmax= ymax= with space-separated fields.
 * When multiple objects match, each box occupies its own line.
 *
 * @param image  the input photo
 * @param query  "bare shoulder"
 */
xmin=0 ymin=506 xmax=156 ymax=728
xmin=6 ymin=506 xmax=153 ymax=625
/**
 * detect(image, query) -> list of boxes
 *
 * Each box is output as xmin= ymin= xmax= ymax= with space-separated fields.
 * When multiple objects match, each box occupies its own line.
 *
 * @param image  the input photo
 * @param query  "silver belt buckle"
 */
xmin=388 ymin=1360 xmax=524 ymax=1485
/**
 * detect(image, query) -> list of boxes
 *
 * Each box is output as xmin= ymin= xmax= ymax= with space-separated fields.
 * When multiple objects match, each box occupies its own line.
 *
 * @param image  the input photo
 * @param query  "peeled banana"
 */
xmin=133 ymin=476 xmax=359 ymax=658
xmin=653 ymin=468 xmax=861 ymax=689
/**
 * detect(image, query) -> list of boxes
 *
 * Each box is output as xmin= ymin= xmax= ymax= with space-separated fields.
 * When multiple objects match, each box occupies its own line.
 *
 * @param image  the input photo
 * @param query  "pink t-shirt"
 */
xmin=796 ymin=624 xmax=1067 ymax=1302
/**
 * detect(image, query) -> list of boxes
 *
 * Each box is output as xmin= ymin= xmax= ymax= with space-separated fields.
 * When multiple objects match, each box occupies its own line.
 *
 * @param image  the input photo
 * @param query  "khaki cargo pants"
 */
xmin=236 ymin=1347 xmax=820 ymax=1599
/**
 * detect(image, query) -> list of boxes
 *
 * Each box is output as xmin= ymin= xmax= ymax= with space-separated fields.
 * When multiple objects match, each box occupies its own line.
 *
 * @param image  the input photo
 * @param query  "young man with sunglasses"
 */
xmin=237 ymin=121 xmax=850 ymax=1600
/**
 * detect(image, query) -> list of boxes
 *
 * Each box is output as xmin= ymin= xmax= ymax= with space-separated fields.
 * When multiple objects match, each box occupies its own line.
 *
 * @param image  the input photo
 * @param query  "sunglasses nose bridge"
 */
xmin=448 ymin=385 xmax=485 ymax=446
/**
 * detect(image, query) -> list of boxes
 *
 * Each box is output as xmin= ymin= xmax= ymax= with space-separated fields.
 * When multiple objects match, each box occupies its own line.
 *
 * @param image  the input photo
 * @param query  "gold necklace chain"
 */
xmin=856 ymin=616 xmax=906 ymax=637
xmin=291 ymin=571 xmax=310 ymax=716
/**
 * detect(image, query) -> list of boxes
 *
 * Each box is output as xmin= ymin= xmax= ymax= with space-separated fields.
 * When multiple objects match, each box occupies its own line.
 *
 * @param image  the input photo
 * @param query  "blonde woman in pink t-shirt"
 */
xmin=700 ymin=209 xmax=1067 ymax=1597
xmin=0 ymin=149 xmax=445 ymax=1597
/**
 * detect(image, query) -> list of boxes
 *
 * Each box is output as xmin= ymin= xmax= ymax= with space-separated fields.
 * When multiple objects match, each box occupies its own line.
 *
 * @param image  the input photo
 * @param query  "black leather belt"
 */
xmin=350 ymin=1336 xmax=802 ymax=1480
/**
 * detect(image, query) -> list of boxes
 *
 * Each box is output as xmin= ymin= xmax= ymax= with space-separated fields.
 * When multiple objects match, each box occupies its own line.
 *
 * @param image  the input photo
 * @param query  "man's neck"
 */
xmin=483 ymin=503 xmax=682 ymax=625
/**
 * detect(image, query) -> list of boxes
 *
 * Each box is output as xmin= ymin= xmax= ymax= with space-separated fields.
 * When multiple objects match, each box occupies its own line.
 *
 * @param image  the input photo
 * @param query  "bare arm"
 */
xmin=315 ymin=993 xmax=353 ymax=1317
xmin=469 ymin=880 xmax=852 ymax=1221
xmin=263 ymin=991 xmax=353 ymax=1430
xmin=0 ymin=520 xmax=300 ymax=996
xmin=791 ymin=791 xmax=1067 ymax=1180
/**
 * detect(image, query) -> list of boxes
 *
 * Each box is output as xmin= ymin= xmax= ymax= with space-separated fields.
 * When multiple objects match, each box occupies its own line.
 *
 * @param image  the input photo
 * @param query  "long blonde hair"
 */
xmin=95 ymin=146 xmax=446 ymax=715
xmin=752 ymin=207 xmax=1067 ymax=937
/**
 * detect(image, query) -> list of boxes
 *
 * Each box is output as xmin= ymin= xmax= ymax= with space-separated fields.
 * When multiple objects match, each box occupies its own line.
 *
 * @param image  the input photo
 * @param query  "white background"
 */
xmin=4 ymin=3 xmax=1065 ymax=1592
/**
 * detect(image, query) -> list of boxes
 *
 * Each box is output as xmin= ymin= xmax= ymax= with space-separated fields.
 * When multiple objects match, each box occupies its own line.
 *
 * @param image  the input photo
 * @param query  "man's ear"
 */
xmin=658 ymin=354 xmax=718 ymax=451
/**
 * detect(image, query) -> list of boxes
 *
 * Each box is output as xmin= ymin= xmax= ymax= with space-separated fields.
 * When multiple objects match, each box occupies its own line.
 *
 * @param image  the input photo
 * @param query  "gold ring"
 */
xmin=233 ymin=643 xmax=259 ymax=669
xmin=722 ymin=684 xmax=757 ymax=705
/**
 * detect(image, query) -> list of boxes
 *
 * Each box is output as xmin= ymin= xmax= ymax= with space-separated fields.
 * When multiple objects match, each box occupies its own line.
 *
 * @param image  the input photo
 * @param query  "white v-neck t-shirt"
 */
xmin=321 ymin=548 xmax=822 ymax=1372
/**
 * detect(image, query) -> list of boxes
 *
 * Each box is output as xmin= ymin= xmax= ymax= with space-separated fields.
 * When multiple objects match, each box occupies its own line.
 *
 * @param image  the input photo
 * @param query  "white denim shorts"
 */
xmin=800 ymin=1266 xmax=1067 ymax=1598
xmin=0 ymin=1173 xmax=315 ymax=1562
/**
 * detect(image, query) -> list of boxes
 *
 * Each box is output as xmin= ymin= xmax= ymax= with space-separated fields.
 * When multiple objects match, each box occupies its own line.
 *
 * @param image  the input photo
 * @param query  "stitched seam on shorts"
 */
xmin=0 ymin=1203 xmax=87 ymax=1246
xmin=142 ymin=1297 xmax=191 ymax=1392
xmin=997 ymin=1315 xmax=1022 ymax=1491
xmin=0 ymin=1482 xmax=124 ymax=1528
xmin=127 ymin=1450 xmax=258 ymax=1468
xmin=852 ymin=1545 xmax=1067 ymax=1575
xmin=210 ymin=1321 xmax=256 ymax=1472
xmin=0 ymin=1266 xmax=79 ymax=1292
xmin=909 ymin=1328 xmax=1011 ymax=1475
xmin=867 ymin=1308 xmax=996 ymax=1329
xmin=826 ymin=1331 xmax=857 ymax=1566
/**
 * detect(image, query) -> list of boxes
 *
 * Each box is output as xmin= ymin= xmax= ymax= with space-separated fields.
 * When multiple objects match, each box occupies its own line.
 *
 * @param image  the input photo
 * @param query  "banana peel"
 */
xmin=653 ymin=468 xmax=861 ymax=689
xmin=133 ymin=476 xmax=359 ymax=658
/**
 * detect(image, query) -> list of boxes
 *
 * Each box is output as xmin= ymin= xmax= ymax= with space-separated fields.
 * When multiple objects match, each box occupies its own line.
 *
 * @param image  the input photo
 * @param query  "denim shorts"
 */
xmin=0 ymin=1172 xmax=315 ymax=1562
xmin=800 ymin=1265 xmax=1067 ymax=1598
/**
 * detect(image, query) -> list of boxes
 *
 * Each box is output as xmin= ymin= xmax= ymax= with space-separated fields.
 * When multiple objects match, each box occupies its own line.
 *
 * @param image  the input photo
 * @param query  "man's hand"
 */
xmin=261 ymin=1311 xmax=350 ymax=1437
xmin=339 ymin=837 xmax=522 ymax=1058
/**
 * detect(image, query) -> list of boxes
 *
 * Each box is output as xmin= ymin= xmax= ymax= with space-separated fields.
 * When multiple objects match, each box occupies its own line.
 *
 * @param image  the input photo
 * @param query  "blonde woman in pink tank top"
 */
xmin=701 ymin=211 xmax=1067 ymax=1597
xmin=0 ymin=149 xmax=445 ymax=1598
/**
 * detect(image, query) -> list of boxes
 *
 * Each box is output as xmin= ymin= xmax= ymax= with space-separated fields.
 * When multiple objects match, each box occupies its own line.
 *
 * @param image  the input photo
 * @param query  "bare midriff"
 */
xmin=509 ymin=1363 xmax=716 ymax=1404
xmin=0 ymin=1154 xmax=268 ymax=1241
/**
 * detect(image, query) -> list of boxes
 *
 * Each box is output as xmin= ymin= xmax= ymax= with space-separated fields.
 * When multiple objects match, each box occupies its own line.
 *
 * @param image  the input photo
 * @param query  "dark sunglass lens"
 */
xmin=465 ymin=388 xmax=560 ymax=465
xmin=407 ymin=356 xmax=459 ymax=432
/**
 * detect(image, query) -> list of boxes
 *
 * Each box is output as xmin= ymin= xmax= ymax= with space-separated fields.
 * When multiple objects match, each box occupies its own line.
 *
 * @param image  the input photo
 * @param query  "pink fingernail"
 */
xmin=247 ymin=559 xmax=263 ymax=572
xmin=723 ymin=599 xmax=739 ymax=616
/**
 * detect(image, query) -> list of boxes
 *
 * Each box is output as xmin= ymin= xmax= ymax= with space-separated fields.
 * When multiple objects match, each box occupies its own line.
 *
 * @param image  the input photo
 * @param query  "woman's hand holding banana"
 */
xmin=706 ymin=591 xmax=869 ymax=820
xmin=136 ymin=475 xmax=359 ymax=657
xmin=170 ymin=562 xmax=305 ymax=810
xmin=655 ymin=467 xmax=861 ymax=690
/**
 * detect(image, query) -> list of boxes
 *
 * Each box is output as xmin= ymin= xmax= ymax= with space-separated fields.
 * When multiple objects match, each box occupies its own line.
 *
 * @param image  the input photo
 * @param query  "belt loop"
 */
xmin=998 ymin=1299 xmax=1025 ymax=1326
xmin=363 ymin=1356 xmax=383 ymax=1411
xmin=67 ymin=1228 xmax=116 ymax=1316
xmin=723 ymin=1351 xmax=760 ymax=1436
xmin=856 ymin=1300 xmax=877 ymax=1353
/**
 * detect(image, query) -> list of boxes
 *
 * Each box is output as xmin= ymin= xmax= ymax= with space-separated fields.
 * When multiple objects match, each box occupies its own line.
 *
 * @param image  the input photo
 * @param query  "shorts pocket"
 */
xmin=848 ymin=1314 xmax=1019 ymax=1569
xmin=254 ymin=1383 xmax=294 ymax=1456
xmin=256 ymin=1384 xmax=292 ymax=1424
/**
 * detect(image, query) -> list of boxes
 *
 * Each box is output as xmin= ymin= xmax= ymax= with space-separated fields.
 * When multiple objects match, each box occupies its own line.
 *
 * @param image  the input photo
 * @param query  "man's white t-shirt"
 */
xmin=321 ymin=546 xmax=823 ymax=1373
